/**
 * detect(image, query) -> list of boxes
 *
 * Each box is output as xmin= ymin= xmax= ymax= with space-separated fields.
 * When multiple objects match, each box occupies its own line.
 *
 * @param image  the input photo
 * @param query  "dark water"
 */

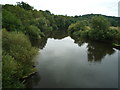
xmin=27 ymin=31 xmax=118 ymax=88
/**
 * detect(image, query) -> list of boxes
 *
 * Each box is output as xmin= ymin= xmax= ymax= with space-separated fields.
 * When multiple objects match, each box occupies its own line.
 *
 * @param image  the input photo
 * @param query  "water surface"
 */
xmin=28 ymin=36 xmax=118 ymax=88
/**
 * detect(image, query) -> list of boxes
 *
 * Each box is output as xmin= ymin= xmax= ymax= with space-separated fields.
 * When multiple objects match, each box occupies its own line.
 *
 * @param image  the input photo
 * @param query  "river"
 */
xmin=27 ymin=31 xmax=118 ymax=88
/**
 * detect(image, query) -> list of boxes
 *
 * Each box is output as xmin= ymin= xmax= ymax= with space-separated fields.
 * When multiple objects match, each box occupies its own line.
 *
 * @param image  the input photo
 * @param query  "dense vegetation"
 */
xmin=2 ymin=2 xmax=119 ymax=88
xmin=2 ymin=30 xmax=38 ymax=88
xmin=68 ymin=16 xmax=120 ymax=44
xmin=2 ymin=2 xmax=74 ymax=88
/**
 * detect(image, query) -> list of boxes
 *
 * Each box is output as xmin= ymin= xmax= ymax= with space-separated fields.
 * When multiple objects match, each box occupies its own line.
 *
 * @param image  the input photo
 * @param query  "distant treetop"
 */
xmin=16 ymin=1 xmax=33 ymax=10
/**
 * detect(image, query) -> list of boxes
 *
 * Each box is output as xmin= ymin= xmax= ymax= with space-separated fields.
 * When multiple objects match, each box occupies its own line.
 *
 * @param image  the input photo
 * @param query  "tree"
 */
xmin=2 ymin=10 xmax=22 ymax=31
xmin=2 ymin=54 xmax=25 ymax=88
xmin=54 ymin=15 xmax=66 ymax=30
xmin=88 ymin=16 xmax=111 ymax=40
xmin=17 ymin=1 xmax=33 ymax=10
xmin=25 ymin=25 xmax=44 ymax=41
xmin=2 ymin=30 xmax=38 ymax=88
xmin=68 ymin=20 xmax=87 ymax=34
xmin=91 ymin=16 xmax=110 ymax=31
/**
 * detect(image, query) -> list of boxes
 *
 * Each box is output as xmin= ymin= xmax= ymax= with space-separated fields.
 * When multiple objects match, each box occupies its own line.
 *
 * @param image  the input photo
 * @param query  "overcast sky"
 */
xmin=0 ymin=0 xmax=119 ymax=17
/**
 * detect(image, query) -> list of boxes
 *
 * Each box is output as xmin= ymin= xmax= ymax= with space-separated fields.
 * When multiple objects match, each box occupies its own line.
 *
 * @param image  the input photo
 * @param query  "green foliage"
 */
xmin=68 ymin=16 xmax=120 ymax=42
xmin=77 ymin=20 xmax=87 ymax=30
xmin=68 ymin=23 xmax=80 ymax=34
xmin=73 ymin=14 xmax=118 ymax=27
xmin=105 ymin=29 xmax=118 ymax=40
xmin=68 ymin=21 xmax=87 ymax=34
xmin=36 ymin=17 xmax=53 ymax=34
xmin=91 ymin=15 xmax=110 ymax=31
xmin=2 ymin=30 xmax=38 ymax=86
xmin=2 ymin=3 xmax=77 ymax=36
xmin=73 ymin=31 xmax=81 ymax=36
xmin=88 ymin=16 xmax=118 ymax=41
xmin=80 ymin=30 xmax=89 ymax=38
xmin=2 ymin=9 xmax=22 ymax=31
xmin=17 ymin=1 xmax=33 ymax=10
xmin=2 ymin=54 xmax=25 ymax=88
xmin=72 ymin=30 xmax=89 ymax=39
xmin=88 ymin=29 xmax=106 ymax=40
xmin=25 ymin=25 xmax=45 ymax=41
xmin=116 ymin=31 xmax=120 ymax=40
xmin=2 ymin=2 xmax=120 ymax=88
xmin=54 ymin=15 xmax=66 ymax=30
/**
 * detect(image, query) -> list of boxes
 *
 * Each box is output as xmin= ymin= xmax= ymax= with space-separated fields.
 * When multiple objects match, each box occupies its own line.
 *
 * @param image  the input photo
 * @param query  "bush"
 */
xmin=88 ymin=29 xmax=106 ymax=40
xmin=106 ymin=29 xmax=118 ymax=40
xmin=116 ymin=31 xmax=120 ymax=40
xmin=73 ymin=31 xmax=81 ymax=36
xmin=87 ymin=28 xmax=120 ymax=41
xmin=2 ymin=30 xmax=38 ymax=78
xmin=2 ymin=10 xmax=22 ymax=31
xmin=91 ymin=15 xmax=110 ymax=31
xmin=87 ymin=16 xmax=116 ymax=41
xmin=25 ymin=25 xmax=45 ymax=41
xmin=68 ymin=20 xmax=87 ymax=35
xmin=2 ymin=54 xmax=25 ymax=88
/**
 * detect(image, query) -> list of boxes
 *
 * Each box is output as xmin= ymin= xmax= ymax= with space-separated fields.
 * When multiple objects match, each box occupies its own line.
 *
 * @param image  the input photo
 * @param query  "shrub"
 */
xmin=88 ymin=29 xmax=106 ymax=40
xmin=106 ymin=29 xmax=118 ymax=40
xmin=2 ymin=54 xmax=25 ymax=88
xmin=2 ymin=10 xmax=22 ymax=31
xmin=91 ymin=15 xmax=110 ymax=31
xmin=25 ymin=25 xmax=45 ymax=41
xmin=73 ymin=31 xmax=81 ymax=36
xmin=2 ymin=30 xmax=38 ymax=77
xmin=88 ymin=16 xmax=117 ymax=41
xmin=68 ymin=20 xmax=87 ymax=35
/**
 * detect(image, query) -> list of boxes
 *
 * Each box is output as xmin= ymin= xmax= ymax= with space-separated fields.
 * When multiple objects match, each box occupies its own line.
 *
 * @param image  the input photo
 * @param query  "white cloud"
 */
xmin=0 ymin=0 xmax=119 ymax=16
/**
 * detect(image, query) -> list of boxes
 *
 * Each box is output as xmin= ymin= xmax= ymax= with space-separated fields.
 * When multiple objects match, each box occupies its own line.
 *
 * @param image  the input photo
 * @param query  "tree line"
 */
xmin=2 ymin=1 xmax=119 ymax=88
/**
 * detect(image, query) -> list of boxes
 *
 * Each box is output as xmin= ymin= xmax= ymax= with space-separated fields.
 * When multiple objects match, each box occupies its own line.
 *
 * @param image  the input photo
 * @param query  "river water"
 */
xmin=27 ymin=34 xmax=118 ymax=88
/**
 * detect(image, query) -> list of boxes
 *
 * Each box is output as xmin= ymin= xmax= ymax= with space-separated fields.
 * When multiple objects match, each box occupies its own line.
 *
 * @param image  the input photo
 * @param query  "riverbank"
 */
xmin=2 ymin=30 xmax=39 ymax=88
xmin=2 ymin=2 xmax=119 ymax=88
xmin=68 ymin=16 xmax=120 ymax=46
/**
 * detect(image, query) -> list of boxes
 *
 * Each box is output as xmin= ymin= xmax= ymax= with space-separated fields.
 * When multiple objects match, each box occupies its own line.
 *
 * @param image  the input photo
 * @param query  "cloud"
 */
xmin=0 ymin=0 xmax=119 ymax=16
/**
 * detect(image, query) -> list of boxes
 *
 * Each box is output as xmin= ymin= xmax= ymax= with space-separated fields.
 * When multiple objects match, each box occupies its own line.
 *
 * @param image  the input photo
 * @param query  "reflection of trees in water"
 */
xmin=31 ymin=37 xmax=48 ymax=49
xmin=34 ymin=31 xmax=116 ymax=62
xmin=26 ymin=73 xmax=41 ymax=88
xmin=71 ymin=36 xmax=115 ymax=62
xmin=32 ymin=30 xmax=68 ymax=49
xmin=70 ymin=35 xmax=85 ymax=47
xmin=87 ymin=41 xmax=115 ymax=62
xmin=47 ymin=30 xmax=68 ymax=39
xmin=38 ymin=38 xmax=48 ymax=49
